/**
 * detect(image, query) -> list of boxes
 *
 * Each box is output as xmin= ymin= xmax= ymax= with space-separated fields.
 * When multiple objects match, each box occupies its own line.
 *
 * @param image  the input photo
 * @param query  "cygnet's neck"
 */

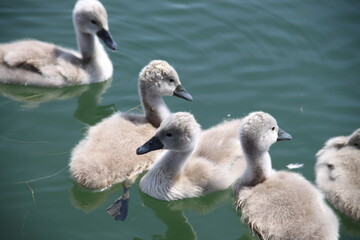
xmin=139 ymin=84 xmax=171 ymax=128
xmin=240 ymin=147 xmax=273 ymax=187
xmin=76 ymin=32 xmax=105 ymax=63
xmin=140 ymin=149 xmax=193 ymax=201
xmin=150 ymin=149 xmax=193 ymax=185
xmin=162 ymin=150 xmax=192 ymax=176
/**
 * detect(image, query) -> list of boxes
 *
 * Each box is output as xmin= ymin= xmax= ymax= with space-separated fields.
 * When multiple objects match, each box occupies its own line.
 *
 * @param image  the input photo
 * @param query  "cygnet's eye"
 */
xmin=326 ymin=164 xmax=334 ymax=170
xmin=166 ymin=133 xmax=173 ymax=137
xmin=169 ymin=78 xmax=175 ymax=83
xmin=271 ymin=127 xmax=275 ymax=131
xmin=90 ymin=20 xmax=97 ymax=25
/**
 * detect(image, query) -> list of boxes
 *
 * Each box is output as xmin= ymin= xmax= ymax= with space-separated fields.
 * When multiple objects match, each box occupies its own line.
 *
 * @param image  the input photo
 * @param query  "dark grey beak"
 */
xmin=97 ymin=28 xmax=117 ymax=50
xmin=277 ymin=128 xmax=292 ymax=141
xmin=173 ymin=85 xmax=193 ymax=101
xmin=136 ymin=136 xmax=164 ymax=155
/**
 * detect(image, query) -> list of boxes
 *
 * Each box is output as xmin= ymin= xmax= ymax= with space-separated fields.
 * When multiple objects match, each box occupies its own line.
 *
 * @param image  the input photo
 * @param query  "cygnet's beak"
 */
xmin=173 ymin=85 xmax=193 ymax=101
xmin=277 ymin=128 xmax=292 ymax=141
xmin=97 ymin=28 xmax=117 ymax=50
xmin=136 ymin=136 xmax=164 ymax=155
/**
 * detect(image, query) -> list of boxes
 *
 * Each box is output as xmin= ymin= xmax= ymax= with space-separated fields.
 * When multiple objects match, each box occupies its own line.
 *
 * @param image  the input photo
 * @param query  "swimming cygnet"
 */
xmin=316 ymin=128 xmax=360 ymax=222
xmin=0 ymin=0 xmax=116 ymax=87
xmin=70 ymin=60 xmax=192 ymax=220
xmin=232 ymin=111 xmax=339 ymax=240
xmin=137 ymin=112 xmax=245 ymax=201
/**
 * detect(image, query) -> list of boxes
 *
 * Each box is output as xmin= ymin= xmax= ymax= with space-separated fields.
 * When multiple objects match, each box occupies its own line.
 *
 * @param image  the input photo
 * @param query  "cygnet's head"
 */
xmin=139 ymin=60 xmax=193 ymax=101
xmin=240 ymin=111 xmax=292 ymax=153
xmin=347 ymin=128 xmax=360 ymax=149
xmin=73 ymin=0 xmax=117 ymax=50
xmin=316 ymin=128 xmax=360 ymax=187
xmin=137 ymin=112 xmax=201 ymax=155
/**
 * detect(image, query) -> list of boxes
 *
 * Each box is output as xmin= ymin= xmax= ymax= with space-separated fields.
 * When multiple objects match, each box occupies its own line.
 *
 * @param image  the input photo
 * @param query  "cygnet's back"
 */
xmin=233 ymin=111 xmax=339 ymax=240
xmin=71 ymin=114 xmax=156 ymax=189
xmin=191 ymin=118 xmax=245 ymax=192
xmin=316 ymin=128 xmax=360 ymax=221
xmin=238 ymin=171 xmax=339 ymax=240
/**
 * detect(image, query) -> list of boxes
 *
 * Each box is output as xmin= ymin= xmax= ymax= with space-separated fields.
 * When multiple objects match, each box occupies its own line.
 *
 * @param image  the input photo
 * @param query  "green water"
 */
xmin=0 ymin=0 xmax=359 ymax=239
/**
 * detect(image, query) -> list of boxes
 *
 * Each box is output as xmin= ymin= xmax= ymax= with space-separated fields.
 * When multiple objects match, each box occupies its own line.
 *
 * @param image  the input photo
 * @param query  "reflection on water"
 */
xmin=71 ymin=177 xmax=243 ymax=240
xmin=165 ymin=189 xmax=232 ymax=214
xmin=0 ymin=79 xmax=114 ymax=125
xmin=140 ymin=191 xmax=197 ymax=240
xmin=139 ymin=189 xmax=257 ymax=240
xmin=72 ymin=80 xmax=116 ymax=125
xmin=70 ymin=182 xmax=122 ymax=213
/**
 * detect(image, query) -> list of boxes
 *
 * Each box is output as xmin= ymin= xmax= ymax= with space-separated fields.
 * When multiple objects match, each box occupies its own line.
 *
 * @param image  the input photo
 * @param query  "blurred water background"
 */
xmin=0 ymin=0 xmax=359 ymax=239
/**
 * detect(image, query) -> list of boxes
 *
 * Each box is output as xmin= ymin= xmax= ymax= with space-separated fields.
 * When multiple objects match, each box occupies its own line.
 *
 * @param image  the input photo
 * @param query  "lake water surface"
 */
xmin=0 ymin=0 xmax=359 ymax=239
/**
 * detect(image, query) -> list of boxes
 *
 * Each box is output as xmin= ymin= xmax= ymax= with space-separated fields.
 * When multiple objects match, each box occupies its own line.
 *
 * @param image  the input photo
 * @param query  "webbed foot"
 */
xmin=106 ymin=180 xmax=132 ymax=221
xmin=106 ymin=193 xmax=129 ymax=221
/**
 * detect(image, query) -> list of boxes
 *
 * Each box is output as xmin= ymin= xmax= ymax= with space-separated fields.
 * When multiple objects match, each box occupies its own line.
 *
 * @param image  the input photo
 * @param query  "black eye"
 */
xmin=271 ymin=127 xmax=275 ymax=131
xmin=166 ymin=133 xmax=172 ymax=137
xmin=169 ymin=78 xmax=174 ymax=83
xmin=90 ymin=20 xmax=97 ymax=25
xmin=326 ymin=164 xmax=334 ymax=170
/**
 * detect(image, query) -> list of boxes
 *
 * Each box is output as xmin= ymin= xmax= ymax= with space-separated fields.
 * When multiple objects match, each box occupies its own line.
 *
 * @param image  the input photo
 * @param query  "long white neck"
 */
xmin=76 ymin=31 xmax=109 ymax=64
xmin=140 ymin=149 xmax=193 ymax=200
xmin=75 ymin=31 xmax=113 ymax=80
xmin=139 ymin=84 xmax=171 ymax=128
xmin=76 ymin=32 xmax=97 ymax=62
xmin=157 ymin=150 xmax=193 ymax=177
xmin=238 ymin=148 xmax=273 ymax=187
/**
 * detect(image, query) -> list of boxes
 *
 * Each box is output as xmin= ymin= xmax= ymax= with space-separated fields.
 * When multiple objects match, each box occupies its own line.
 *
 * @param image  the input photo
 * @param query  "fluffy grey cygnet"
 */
xmin=70 ymin=60 xmax=192 ymax=190
xmin=70 ymin=60 xmax=192 ymax=220
xmin=232 ymin=111 xmax=339 ymax=240
xmin=0 ymin=0 xmax=116 ymax=87
xmin=137 ymin=112 xmax=246 ymax=201
xmin=316 ymin=128 xmax=360 ymax=222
